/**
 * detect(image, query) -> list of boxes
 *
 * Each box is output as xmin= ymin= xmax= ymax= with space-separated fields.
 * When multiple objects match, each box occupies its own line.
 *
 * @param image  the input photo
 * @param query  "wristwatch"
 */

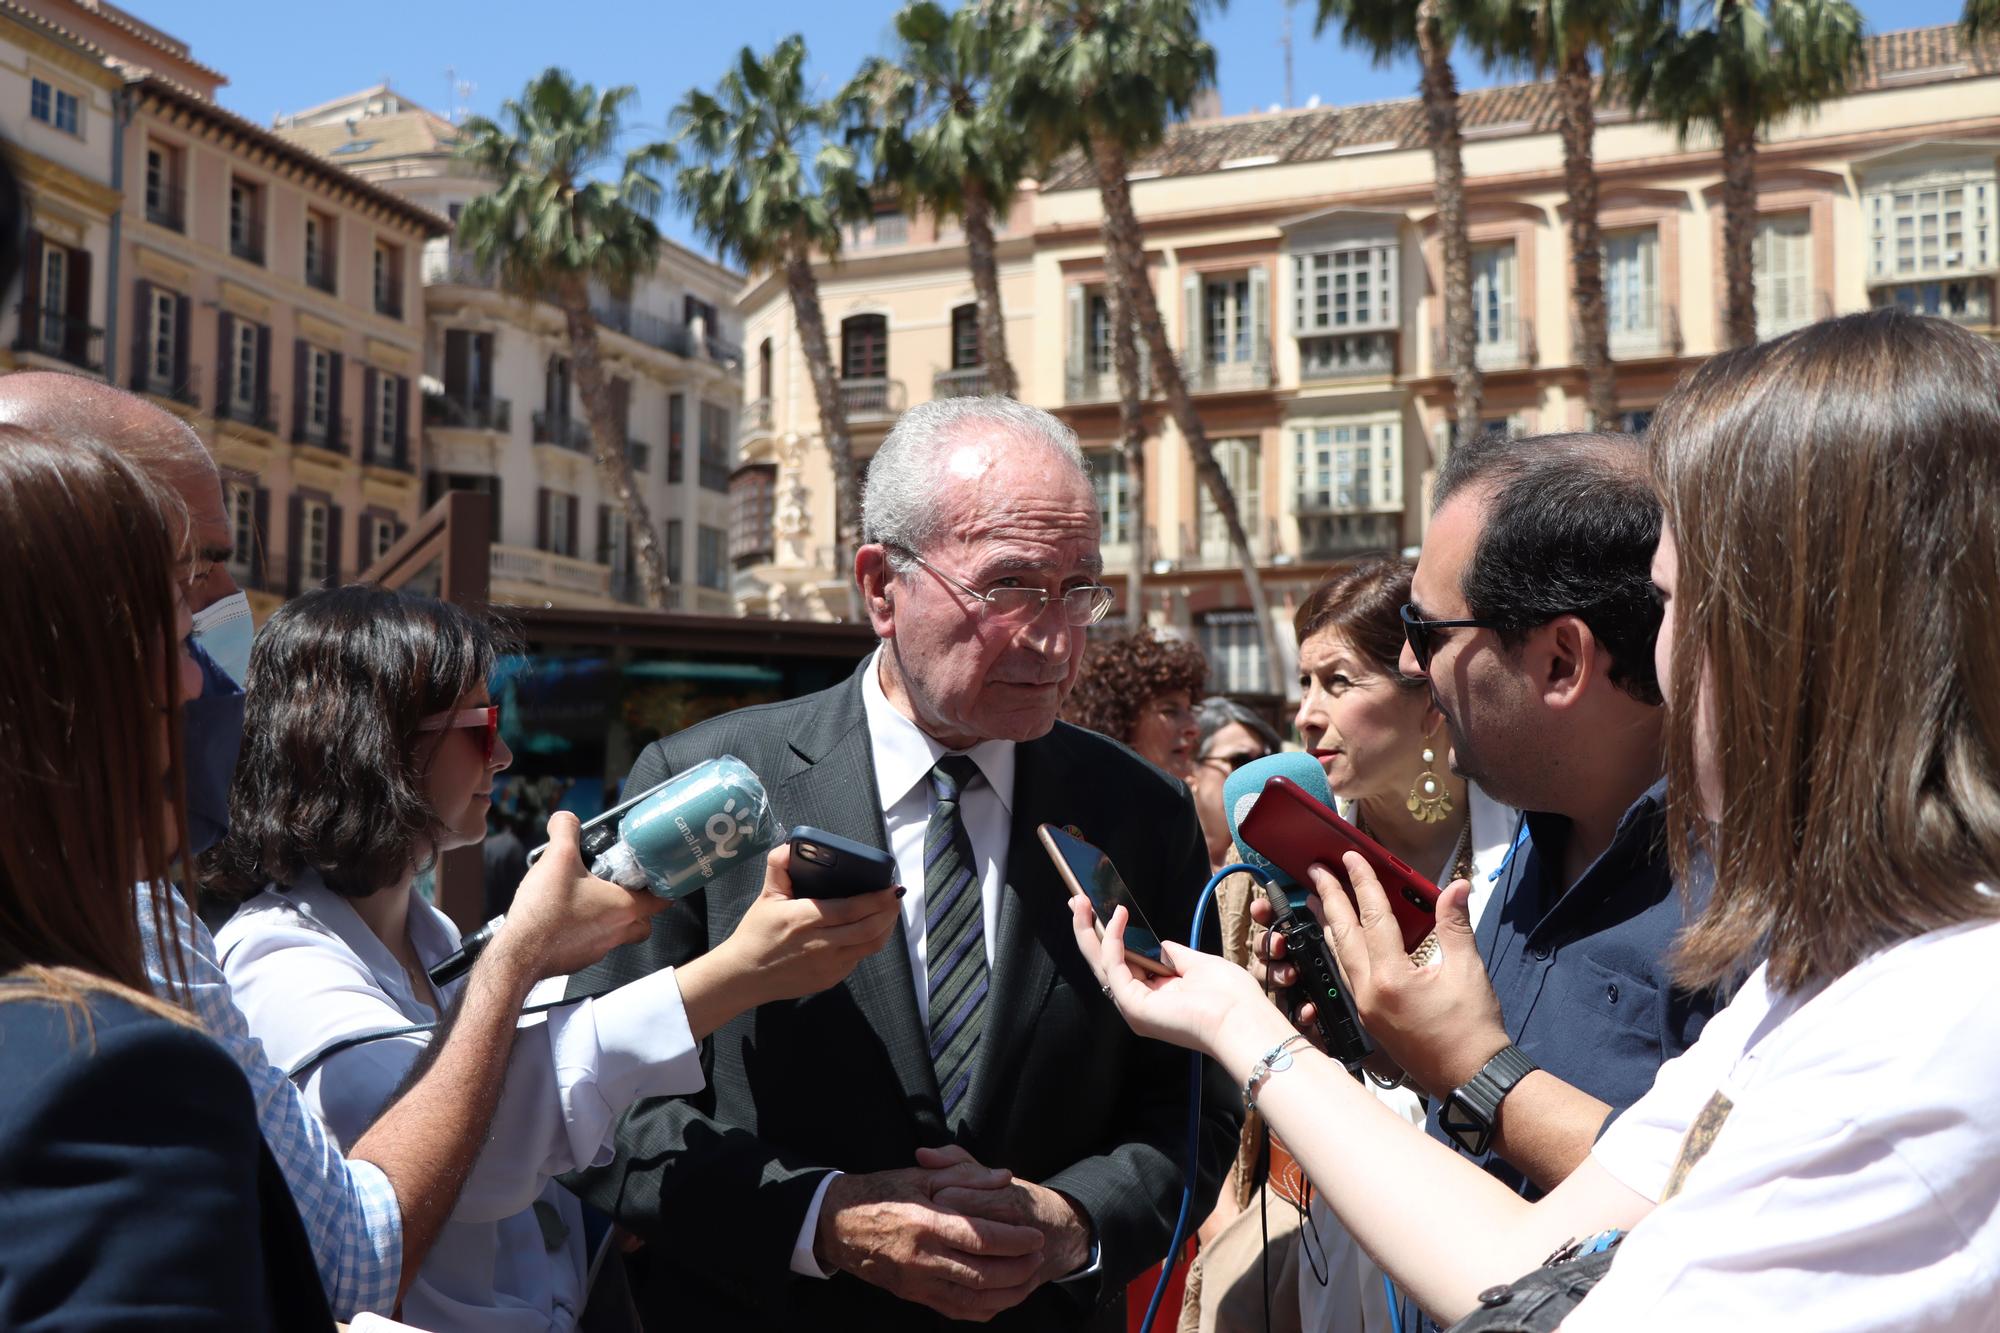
xmin=1438 ymin=1044 xmax=1538 ymax=1156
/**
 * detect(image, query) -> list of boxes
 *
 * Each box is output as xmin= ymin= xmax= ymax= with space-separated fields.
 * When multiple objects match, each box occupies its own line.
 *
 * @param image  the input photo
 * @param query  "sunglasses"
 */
xmin=418 ymin=704 xmax=502 ymax=764
xmin=1399 ymin=603 xmax=1513 ymax=673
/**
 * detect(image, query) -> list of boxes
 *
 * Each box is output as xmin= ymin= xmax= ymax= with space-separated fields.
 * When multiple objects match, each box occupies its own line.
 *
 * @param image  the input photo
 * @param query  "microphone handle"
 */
xmin=428 ymin=915 xmax=505 ymax=988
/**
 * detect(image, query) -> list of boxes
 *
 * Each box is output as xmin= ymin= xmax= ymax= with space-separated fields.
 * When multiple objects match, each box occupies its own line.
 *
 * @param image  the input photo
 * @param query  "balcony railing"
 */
xmin=144 ymin=184 xmax=184 ymax=232
xmin=293 ymin=416 xmax=349 ymax=455
xmin=1434 ymin=318 xmax=1536 ymax=373
xmin=1064 ymin=349 xmax=1154 ymax=405
xmin=1186 ymin=355 xmax=1273 ymax=394
xmin=1299 ymin=331 xmax=1398 ymax=382
xmin=626 ymin=440 xmax=651 ymax=474
xmin=738 ymin=396 xmax=773 ymax=442
xmin=839 ymin=376 xmax=904 ymax=420
xmin=305 ymin=254 xmax=336 ymax=294
xmin=1595 ymin=304 xmax=1684 ymax=360
xmin=363 ymin=436 xmax=413 ymax=472
xmin=591 ymin=301 xmax=695 ymax=357
xmin=375 ymin=287 xmax=404 ymax=320
xmin=531 ymin=409 xmax=590 ymax=453
xmin=133 ymin=362 xmax=200 ymax=409
xmin=934 ymin=365 xmax=991 ymax=398
xmin=1871 ymin=278 xmax=1995 ymax=328
xmin=704 ymin=332 xmax=741 ymax=366
xmin=216 ymin=390 xmax=281 ymax=435
xmin=230 ymin=229 xmax=264 ymax=266
xmin=425 ymin=390 xmax=512 ymax=433
xmin=13 ymin=305 xmax=104 ymax=373
xmin=425 ymin=248 xmax=495 ymax=288
xmin=490 ymin=543 xmax=612 ymax=598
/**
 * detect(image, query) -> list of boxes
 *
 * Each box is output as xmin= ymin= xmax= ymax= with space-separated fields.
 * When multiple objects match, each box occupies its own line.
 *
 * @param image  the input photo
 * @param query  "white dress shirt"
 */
xmin=789 ymin=649 xmax=1019 ymax=1278
xmin=215 ymin=873 xmax=705 ymax=1333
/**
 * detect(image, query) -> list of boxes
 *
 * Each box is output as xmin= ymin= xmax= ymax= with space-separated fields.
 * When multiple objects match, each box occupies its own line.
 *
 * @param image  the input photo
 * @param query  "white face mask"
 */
xmin=190 ymin=590 xmax=255 ymax=687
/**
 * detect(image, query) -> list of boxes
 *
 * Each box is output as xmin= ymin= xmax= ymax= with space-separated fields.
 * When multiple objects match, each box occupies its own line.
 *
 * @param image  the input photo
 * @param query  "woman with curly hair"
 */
xmin=1062 ymin=628 xmax=1211 ymax=780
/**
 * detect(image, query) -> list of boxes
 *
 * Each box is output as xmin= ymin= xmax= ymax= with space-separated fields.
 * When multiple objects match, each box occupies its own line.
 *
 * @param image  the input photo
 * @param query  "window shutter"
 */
xmin=356 ymin=511 xmax=373 ymax=572
xmin=565 ymin=495 xmax=580 ymax=558
xmin=21 ymin=231 xmax=42 ymax=321
xmin=252 ymin=487 xmax=270 ymax=590
xmin=1065 ymin=283 xmax=1084 ymax=385
xmin=395 ymin=376 xmax=410 ymax=467
xmin=63 ymin=248 xmax=91 ymax=365
xmin=444 ymin=329 xmax=469 ymax=398
xmin=1181 ymin=271 xmax=1203 ymax=375
xmin=255 ymin=326 xmax=271 ymax=422
xmin=361 ymin=366 xmax=378 ymax=458
xmin=292 ymin=341 xmax=308 ymax=440
xmin=130 ymin=279 xmax=152 ymax=389
xmin=597 ymin=504 xmax=611 ymax=565
xmin=325 ymin=505 xmax=344 ymax=587
xmin=286 ymin=494 xmax=304 ymax=595
xmin=536 ymin=487 xmax=550 ymax=552
xmin=472 ymin=333 xmax=494 ymax=400
xmin=216 ymin=313 xmax=234 ymax=410
xmin=328 ymin=354 xmax=345 ymax=452
xmin=1248 ymin=263 xmax=1271 ymax=370
xmin=173 ymin=294 xmax=191 ymax=399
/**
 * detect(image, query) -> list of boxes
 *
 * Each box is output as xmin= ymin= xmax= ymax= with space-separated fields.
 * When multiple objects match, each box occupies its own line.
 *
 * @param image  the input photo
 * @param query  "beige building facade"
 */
xmin=736 ymin=23 xmax=2000 ymax=703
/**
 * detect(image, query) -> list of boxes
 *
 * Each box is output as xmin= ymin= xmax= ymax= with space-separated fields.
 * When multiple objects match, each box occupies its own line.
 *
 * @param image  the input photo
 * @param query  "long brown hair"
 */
xmin=0 ymin=425 xmax=195 ymax=1022
xmin=1652 ymin=310 xmax=2000 ymax=993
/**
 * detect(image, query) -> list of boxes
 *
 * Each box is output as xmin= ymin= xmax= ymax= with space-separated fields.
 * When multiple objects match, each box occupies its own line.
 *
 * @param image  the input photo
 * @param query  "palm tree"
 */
xmin=1965 ymin=0 xmax=1999 ymax=42
xmin=456 ymin=69 xmax=676 ymax=606
xmin=1318 ymin=0 xmax=1485 ymax=448
xmin=851 ymin=1 xmax=1028 ymax=398
xmin=1470 ymin=0 xmax=1628 ymax=428
xmin=1621 ymin=0 xmax=1865 ymax=348
xmin=673 ymin=37 xmax=873 ymax=566
xmin=1009 ymin=0 xmax=1286 ymax=694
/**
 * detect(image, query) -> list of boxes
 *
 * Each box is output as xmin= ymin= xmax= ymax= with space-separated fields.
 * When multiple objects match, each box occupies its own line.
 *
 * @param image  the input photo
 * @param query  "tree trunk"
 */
xmin=558 ymin=287 xmax=671 ymax=608
xmin=1088 ymin=128 xmax=1283 ymax=697
xmin=1102 ymin=211 xmax=1148 ymax=630
xmin=961 ymin=176 xmax=1019 ymax=399
xmin=1418 ymin=0 xmax=1484 ymax=451
xmin=784 ymin=247 xmax=862 ymax=579
xmin=1720 ymin=104 xmax=1758 ymax=349
xmin=1557 ymin=49 xmax=1615 ymax=428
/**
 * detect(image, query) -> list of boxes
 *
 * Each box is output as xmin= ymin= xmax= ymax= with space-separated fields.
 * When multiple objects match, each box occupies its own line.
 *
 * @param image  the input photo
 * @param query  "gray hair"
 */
xmin=862 ymin=395 xmax=1088 ymax=569
xmin=1195 ymin=696 xmax=1285 ymax=759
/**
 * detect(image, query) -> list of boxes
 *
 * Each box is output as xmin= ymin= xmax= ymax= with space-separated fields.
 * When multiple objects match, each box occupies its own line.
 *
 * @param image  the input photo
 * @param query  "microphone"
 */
xmin=1222 ymin=752 xmax=1370 ymax=1074
xmin=429 ymin=756 xmax=780 ymax=987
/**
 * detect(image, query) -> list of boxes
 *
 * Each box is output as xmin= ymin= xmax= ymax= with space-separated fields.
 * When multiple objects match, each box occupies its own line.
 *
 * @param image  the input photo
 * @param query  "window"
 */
xmin=36 ymin=246 xmax=66 ymax=351
xmin=697 ymin=525 xmax=728 ymax=591
xmin=1471 ymin=242 xmax=1519 ymax=357
xmin=1754 ymin=214 xmax=1813 ymax=339
xmin=29 ymin=79 xmax=80 ymax=136
xmin=1086 ymin=448 xmax=1134 ymax=546
xmin=730 ymin=465 xmax=777 ymax=566
xmin=306 ymin=346 xmax=333 ymax=440
xmin=377 ymin=373 xmax=400 ymax=457
xmin=148 ymin=288 xmax=177 ymax=390
xmin=757 ymin=338 xmax=773 ymax=399
xmin=1293 ymin=419 xmax=1401 ymax=514
xmin=546 ymin=491 xmax=574 ymax=557
xmin=302 ymin=499 xmax=331 ymax=584
xmin=698 ymin=402 xmax=731 ymax=492
xmin=225 ymin=480 xmax=257 ymax=583
xmin=1869 ymin=176 xmax=1995 ymax=280
xmin=367 ymin=514 xmax=400 ymax=564
xmin=1291 ymin=243 xmax=1399 ymax=334
xmin=840 ymin=314 xmax=887 ymax=380
xmin=373 ymin=241 xmax=403 ymax=316
xmin=1197 ymin=611 xmax=1267 ymax=696
xmin=306 ymin=211 xmax=336 ymax=292
xmin=229 ymin=178 xmax=263 ymax=263
xmin=667 ymin=393 xmax=685 ymax=484
xmin=951 ymin=304 xmax=981 ymax=369
xmin=1205 ymin=277 xmax=1253 ymax=365
xmin=1200 ymin=438 xmax=1261 ymax=556
xmin=1087 ymin=292 xmax=1115 ymax=376
xmin=1873 ymin=278 xmax=1994 ymax=326
xmin=1603 ymin=229 xmax=1659 ymax=348
xmin=685 ymin=294 xmax=720 ymax=333
xmin=232 ymin=321 xmax=259 ymax=414
xmin=666 ymin=519 xmax=684 ymax=584
xmin=1299 ymin=332 xmax=1395 ymax=380
xmin=544 ymin=356 xmax=571 ymax=419
xmin=145 ymin=143 xmax=183 ymax=229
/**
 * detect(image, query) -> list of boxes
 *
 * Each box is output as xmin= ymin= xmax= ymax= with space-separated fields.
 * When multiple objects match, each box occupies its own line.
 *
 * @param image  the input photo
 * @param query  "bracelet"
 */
xmin=1243 ymin=1034 xmax=1311 ymax=1113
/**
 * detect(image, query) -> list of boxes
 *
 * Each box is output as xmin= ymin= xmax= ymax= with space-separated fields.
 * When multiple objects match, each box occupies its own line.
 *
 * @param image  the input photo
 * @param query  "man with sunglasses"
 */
xmin=567 ymin=396 xmax=1240 ymax=1332
xmin=1274 ymin=431 xmax=1717 ymax=1231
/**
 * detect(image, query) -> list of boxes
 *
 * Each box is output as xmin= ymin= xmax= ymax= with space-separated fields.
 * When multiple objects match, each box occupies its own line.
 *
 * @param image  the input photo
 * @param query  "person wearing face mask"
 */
xmin=0 ymin=373 xmax=683 ymax=1323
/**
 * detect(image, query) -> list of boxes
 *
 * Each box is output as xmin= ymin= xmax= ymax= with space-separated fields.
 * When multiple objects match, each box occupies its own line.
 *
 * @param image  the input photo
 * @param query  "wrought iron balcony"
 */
xmin=1433 ymin=318 xmax=1536 ymax=373
xmin=230 ymin=229 xmax=264 ymax=266
xmin=1589 ymin=304 xmax=1684 ymax=360
xmin=838 ymin=376 xmax=905 ymax=420
xmin=425 ymin=390 xmax=512 ymax=433
xmin=305 ymin=253 xmax=336 ymax=293
xmin=1185 ymin=355 xmax=1273 ymax=394
xmin=933 ymin=365 xmax=991 ymax=398
xmin=292 ymin=416 xmax=349 ymax=455
xmin=133 ymin=362 xmax=201 ymax=409
xmin=216 ymin=390 xmax=281 ymax=435
xmin=737 ymin=396 xmax=773 ymax=443
xmin=1064 ymin=349 xmax=1152 ymax=404
xmin=531 ymin=409 xmax=590 ymax=453
xmin=13 ymin=304 xmax=104 ymax=373
xmin=1298 ymin=331 xmax=1398 ymax=382
xmin=144 ymin=183 xmax=184 ymax=232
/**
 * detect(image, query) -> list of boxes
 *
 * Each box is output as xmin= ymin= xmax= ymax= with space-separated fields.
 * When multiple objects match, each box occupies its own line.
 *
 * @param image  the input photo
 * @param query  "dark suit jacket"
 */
xmin=0 ymin=986 xmax=332 ymax=1330
xmin=566 ymin=663 xmax=1242 ymax=1331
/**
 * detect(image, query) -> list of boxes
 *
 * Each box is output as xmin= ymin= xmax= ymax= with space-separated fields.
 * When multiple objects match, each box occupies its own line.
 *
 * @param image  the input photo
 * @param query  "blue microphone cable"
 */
xmin=1138 ymin=861 xmax=1269 ymax=1333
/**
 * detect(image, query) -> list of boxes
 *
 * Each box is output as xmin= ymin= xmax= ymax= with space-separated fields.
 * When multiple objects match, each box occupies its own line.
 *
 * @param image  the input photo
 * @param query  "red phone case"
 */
xmin=1236 ymin=775 xmax=1442 ymax=953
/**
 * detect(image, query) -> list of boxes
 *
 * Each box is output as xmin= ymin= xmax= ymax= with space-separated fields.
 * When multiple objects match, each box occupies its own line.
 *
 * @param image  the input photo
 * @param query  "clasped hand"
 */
xmin=816 ymin=1145 xmax=1092 ymax=1322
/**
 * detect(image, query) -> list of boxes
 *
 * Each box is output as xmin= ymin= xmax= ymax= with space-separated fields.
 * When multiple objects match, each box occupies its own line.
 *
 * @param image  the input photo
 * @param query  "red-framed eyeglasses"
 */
xmin=417 ymin=704 xmax=502 ymax=763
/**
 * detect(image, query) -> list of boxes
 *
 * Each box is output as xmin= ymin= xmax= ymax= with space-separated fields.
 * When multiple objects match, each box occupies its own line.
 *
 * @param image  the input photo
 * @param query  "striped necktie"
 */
xmin=924 ymin=754 xmax=987 ymax=1120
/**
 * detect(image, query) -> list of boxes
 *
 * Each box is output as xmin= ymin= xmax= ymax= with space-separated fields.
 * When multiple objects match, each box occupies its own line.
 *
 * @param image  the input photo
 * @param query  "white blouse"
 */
xmin=216 ymin=873 xmax=703 ymax=1333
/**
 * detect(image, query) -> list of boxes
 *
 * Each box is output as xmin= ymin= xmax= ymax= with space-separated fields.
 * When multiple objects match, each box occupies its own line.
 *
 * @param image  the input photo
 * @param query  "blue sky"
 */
xmin=141 ymin=0 xmax=1967 ymax=257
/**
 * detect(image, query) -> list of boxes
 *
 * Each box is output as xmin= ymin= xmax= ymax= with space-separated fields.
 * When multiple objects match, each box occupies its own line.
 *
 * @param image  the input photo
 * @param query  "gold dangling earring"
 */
xmin=1407 ymin=738 xmax=1453 ymax=824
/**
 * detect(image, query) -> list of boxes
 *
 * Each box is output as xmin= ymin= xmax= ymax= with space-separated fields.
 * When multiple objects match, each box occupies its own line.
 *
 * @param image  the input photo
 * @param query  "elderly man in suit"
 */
xmin=569 ymin=396 xmax=1240 ymax=1330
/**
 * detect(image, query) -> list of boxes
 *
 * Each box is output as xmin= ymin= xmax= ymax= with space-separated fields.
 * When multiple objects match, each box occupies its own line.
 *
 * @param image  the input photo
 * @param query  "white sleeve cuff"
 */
xmin=546 ymin=966 xmax=704 ymax=1171
xmin=789 ymin=1171 xmax=842 ymax=1278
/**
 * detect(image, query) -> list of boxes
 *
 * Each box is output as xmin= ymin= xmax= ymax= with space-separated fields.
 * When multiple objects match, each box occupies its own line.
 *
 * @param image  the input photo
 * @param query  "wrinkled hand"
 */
xmin=921 ymin=1145 xmax=1092 ymax=1296
xmin=1313 ymin=854 xmax=1509 ymax=1096
xmin=715 ymin=844 xmax=902 ymax=1006
xmin=491 ymin=812 xmax=665 ymax=981
xmin=815 ymin=1159 xmax=1047 ymax=1323
xmin=1068 ymin=896 xmax=1285 ymax=1061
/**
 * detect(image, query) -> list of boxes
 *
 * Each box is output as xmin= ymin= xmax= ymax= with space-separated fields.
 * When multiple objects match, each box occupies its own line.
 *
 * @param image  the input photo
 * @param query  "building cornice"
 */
xmin=13 ymin=144 xmax=120 ymax=215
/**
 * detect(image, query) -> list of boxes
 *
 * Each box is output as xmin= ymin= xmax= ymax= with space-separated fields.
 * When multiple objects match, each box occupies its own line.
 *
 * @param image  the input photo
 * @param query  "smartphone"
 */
xmin=786 ymin=826 xmax=896 ymax=899
xmin=1236 ymin=776 xmax=1442 ymax=954
xmin=1037 ymin=823 xmax=1177 ymax=977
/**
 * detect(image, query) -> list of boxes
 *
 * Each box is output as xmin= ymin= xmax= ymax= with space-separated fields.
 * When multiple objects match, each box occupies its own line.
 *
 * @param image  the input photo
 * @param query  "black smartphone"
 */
xmin=786 ymin=826 xmax=897 ymax=899
xmin=1037 ymin=823 xmax=1176 ymax=976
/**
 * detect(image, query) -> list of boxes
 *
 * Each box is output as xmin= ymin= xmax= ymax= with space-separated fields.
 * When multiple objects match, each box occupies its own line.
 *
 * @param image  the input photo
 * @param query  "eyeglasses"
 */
xmin=895 ymin=548 xmax=1115 ymax=628
xmin=1399 ymin=603 xmax=1513 ymax=672
xmin=1198 ymin=750 xmax=1266 ymax=774
xmin=418 ymin=704 xmax=502 ymax=764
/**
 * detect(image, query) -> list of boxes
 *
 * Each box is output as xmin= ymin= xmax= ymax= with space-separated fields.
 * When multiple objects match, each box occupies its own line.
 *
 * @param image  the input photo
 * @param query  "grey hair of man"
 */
xmin=862 ymin=395 xmax=1091 ymax=577
xmin=1194 ymin=696 xmax=1284 ymax=761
